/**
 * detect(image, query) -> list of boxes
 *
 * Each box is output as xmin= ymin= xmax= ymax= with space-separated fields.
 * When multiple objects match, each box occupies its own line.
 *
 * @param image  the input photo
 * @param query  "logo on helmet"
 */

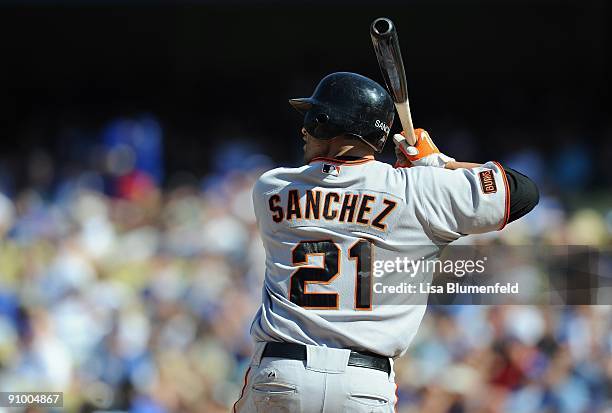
xmin=374 ymin=119 xmax=390 ymax=134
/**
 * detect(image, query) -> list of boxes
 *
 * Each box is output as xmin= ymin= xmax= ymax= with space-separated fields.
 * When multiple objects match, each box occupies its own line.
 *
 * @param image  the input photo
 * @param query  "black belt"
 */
xmin=262 ymin=342 xmax=391 ymax=374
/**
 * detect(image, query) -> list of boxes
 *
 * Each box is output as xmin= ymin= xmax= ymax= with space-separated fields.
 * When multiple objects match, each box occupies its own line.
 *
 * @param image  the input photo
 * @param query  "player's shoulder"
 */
xmin=390 ymin=165 xmax=468 ymax=198
xmin=256 ymin=165 xmax=311 ymax=183
xmin=394 ymin=162 xmax=506 ymax=197
xmin=253 ymin=165 xmax=310 ymax=195
xmin=396 ymin=161 xmax=503 ymax=180
xmin=393 ymin=164 xmax=465 ymax=182
xmin=384 ymin=163 xmax=441 ymax=186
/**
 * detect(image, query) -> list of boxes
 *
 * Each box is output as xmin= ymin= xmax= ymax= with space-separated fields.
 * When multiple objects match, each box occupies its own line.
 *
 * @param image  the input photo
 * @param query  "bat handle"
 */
xmin=395 ymin=101 xmax=417 ymax=145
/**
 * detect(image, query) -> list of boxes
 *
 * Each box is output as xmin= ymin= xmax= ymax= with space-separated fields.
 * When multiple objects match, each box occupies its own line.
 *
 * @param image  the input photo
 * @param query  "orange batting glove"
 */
xmin=393 ymin=128 xmax=455 ymax=168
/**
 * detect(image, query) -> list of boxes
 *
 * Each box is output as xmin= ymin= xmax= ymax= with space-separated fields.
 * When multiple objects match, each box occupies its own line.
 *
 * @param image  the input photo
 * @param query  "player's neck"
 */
xmin=326 ymin=141 xmax=374 ymax=160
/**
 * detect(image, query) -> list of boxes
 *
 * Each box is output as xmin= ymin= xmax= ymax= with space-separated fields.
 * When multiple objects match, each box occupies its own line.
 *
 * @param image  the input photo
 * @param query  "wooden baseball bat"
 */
xmin=370 ymin=17 xmax=417 ymax=147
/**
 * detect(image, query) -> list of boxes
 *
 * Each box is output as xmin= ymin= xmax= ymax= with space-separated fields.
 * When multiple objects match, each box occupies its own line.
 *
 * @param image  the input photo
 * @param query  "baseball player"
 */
xmin=234 ymin=72 xmax=539 ymax=412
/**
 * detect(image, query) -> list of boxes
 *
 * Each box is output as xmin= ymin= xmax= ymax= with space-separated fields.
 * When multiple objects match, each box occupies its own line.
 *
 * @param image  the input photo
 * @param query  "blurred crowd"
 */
xmin=0 ymin=116 xmax=610 ymax=413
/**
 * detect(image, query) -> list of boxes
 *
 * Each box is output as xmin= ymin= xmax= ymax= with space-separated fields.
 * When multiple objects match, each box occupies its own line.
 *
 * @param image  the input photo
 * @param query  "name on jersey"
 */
xmin=268 ymin=190 xmax=398 ymax=231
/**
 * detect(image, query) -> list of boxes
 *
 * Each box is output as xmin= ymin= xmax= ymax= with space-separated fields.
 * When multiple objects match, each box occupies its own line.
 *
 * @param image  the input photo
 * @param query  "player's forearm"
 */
xmin=444 ymin=161 xmax=482 ymax=170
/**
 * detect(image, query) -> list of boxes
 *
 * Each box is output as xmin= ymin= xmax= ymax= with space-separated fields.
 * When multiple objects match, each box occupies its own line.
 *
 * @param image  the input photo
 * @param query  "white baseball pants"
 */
xmin=233 ymin=342 xmax=397 ymax=413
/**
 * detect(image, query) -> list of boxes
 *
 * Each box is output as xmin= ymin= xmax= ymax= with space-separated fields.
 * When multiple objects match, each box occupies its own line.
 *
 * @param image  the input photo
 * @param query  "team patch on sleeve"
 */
xmin=479 ymin=170 xmax=497 ymax=194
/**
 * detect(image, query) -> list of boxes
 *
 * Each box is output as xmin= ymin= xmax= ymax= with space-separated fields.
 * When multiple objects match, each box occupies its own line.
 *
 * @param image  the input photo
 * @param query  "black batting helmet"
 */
xmin=289 ymin=72 xmax=395 ymax=152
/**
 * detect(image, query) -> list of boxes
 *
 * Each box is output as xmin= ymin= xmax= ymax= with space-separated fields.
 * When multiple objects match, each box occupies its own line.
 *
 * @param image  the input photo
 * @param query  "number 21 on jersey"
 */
xmin=289 ymin=239 xmax=372 ymax=310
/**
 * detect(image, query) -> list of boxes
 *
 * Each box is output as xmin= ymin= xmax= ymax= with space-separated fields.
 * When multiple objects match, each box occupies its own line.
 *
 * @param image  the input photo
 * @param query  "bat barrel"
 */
xmin=370 ymin=17 xmax=408 ymax=103
xmin=370 ymin=16 xmax=416 ymax=144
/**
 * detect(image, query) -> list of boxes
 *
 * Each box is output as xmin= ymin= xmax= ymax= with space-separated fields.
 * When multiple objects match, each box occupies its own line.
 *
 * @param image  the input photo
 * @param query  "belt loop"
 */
xmin=388 ymin=358 xmax=395 ymax=380
xmin=251 ymin=341 xmax=266 ymax=367
xmin=305 ymin=345 xmax=351 ymax=373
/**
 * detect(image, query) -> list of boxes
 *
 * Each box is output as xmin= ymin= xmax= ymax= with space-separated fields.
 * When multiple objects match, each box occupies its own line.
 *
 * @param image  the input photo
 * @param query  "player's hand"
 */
xmin=393 ymin=128 xmax=455 ymax=168
xmin=394 ymin=144 xmax=413 ymax=168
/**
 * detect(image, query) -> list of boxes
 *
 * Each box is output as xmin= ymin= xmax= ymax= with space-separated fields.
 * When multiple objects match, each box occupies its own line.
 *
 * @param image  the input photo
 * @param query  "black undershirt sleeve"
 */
xmin=503 ymin=166 xmax=540 ymax=223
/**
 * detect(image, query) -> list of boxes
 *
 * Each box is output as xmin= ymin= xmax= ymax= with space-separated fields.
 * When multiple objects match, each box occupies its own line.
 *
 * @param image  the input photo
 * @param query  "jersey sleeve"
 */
xmin=410 ymin=161 xmax=510 ymax=242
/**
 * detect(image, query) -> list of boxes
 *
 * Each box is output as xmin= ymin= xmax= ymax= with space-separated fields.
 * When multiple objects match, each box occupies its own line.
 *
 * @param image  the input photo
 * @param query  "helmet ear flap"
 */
xmin=304 ymin=108 xmax=339 ymax=140
xmin=315 ymin=113 xmax=329 ymax=124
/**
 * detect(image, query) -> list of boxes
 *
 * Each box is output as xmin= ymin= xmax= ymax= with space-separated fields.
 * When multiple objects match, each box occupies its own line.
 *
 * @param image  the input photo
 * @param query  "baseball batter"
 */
xmin=234 ymin=72 xmax=539 ymax=412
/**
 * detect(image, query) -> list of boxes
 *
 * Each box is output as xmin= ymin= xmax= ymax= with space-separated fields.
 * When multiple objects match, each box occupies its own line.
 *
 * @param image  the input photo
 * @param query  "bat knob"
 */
xmin=371 ymin=17 xmax=394 ymax=37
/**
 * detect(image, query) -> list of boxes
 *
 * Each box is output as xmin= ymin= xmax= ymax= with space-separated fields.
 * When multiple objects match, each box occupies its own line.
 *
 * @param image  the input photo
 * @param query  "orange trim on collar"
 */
xmin=309 ymin=156 xmax=375 ymax=165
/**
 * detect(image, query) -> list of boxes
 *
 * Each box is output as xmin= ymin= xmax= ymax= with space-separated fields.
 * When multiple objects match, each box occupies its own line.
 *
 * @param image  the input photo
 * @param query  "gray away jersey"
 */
xmin=250 ymin=156 xmax=509 ymax=357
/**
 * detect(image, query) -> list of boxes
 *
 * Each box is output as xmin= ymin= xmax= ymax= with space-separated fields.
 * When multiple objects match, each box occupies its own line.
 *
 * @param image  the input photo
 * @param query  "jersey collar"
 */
xmin=309 ymin=155 xmax=375 ymax=165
